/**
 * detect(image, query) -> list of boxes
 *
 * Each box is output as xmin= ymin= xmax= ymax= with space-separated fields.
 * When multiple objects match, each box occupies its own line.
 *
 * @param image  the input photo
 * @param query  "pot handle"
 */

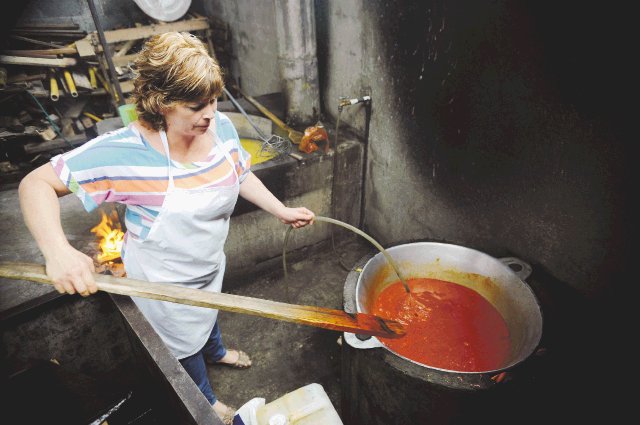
xmin=499 ymin=257 xmax=532 ymax=281
xmin=343 ymin=332 xmax=384 ymax=350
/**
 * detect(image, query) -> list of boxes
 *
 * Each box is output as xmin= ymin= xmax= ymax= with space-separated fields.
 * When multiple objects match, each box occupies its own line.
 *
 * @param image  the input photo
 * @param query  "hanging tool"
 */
xmin=0 ymin=262 xmax=405 ymax=339
xmin=63 ymin=69 xmax=78 ymax=97
xmin=49 ymin=69 xmax=59 ymax=101
xmin=83 ymin=111 xmax=103 ymax=122
xmin=94 ymin=68 xmax=110 ymax=92
xmin=233 ymin=85 xmax=304 ymax=145
xmin=88 ymin=66 xmax=98 ymax=89
xmin=222 ymin=87 xmax=292 ymax=158
xmin=223 ymin=87 xmax=272 ymax=143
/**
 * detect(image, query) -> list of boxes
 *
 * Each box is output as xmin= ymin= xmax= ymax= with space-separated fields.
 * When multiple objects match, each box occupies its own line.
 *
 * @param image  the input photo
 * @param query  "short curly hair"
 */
xmin=131 ymin=32 xmax=224 ymax=131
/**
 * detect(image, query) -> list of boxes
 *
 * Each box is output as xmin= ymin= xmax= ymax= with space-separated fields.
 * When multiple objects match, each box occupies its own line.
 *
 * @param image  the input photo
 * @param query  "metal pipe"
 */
xmin=222 ymin=87 xmax=269 ymax=142
xmin=87 ymin=0 xmax=124 ymax=106
xmin=274 ymin=0 xmax=320 ymax=125
xmin=338 ymin=95 xmax=371 ymax=112
xmin=334 ymin=94 xmax=372 ymax=230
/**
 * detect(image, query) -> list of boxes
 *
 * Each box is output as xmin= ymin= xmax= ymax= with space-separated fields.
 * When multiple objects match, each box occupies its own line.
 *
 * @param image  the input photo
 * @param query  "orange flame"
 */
xmin=91 ymin=209 xmax=124 ymax=263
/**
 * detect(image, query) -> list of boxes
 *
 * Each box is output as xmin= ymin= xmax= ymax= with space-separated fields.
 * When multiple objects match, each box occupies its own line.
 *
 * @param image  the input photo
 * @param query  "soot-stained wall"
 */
xmin=0 ymin=0 xmax=148 ymax=35
xmin=199 ymin=0 xmax=281 ymax=96
xmin=317 ymin=0 xmax=631 ymax=304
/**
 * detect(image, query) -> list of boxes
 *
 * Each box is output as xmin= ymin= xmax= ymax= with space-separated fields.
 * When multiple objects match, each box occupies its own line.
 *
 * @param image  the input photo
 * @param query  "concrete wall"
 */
xmin=314 ymin=0 xmax=632 ymax=304
xmin=198 ymin=0 xmax=281 ymax=95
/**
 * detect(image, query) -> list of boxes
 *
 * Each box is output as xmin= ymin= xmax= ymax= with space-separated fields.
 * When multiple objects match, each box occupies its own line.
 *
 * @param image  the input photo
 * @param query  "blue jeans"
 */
xmin=179 ymin=321 xmax=228 ymax=404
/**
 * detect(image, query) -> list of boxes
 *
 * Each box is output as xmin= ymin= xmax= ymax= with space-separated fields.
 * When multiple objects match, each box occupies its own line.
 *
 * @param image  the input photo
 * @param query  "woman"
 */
xmin=18 ymin=32 xmax=315 ymax=424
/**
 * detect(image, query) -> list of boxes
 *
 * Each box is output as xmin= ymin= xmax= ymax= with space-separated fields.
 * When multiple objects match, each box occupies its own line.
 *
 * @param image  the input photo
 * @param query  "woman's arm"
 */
xmin=238 ymin=172 xmax=315 ymax=228
xmin=18 ymin=163 xmax=97 ymax=295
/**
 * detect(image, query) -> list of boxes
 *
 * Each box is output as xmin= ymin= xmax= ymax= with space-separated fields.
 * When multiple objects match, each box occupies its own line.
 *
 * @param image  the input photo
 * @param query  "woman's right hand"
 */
xmin=45 ymin=245 xmax=97 ymax=297
xmin=19 ymin=163 xmax=98 ymax=297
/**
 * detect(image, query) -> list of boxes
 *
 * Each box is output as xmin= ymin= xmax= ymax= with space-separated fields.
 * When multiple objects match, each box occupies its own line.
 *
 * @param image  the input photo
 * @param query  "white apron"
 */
xmin=122 ymin=127 xmax=239 ymax=359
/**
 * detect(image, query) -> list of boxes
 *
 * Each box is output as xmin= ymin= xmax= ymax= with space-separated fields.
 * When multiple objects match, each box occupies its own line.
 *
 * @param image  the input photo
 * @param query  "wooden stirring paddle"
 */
xmin=0 ymin=262 xmax=405 ymax=339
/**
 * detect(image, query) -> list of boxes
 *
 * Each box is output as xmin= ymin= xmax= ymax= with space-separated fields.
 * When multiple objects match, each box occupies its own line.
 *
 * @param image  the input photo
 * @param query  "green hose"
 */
xmin=282 ymin=215 xmax=410 ymax=293
xmin=26 ymin=91 xmax=74 ymax=149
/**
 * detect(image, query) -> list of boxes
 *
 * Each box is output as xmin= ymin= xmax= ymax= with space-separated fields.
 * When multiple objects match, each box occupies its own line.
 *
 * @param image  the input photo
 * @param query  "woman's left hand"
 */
xmin=278 ymin=207 xmax=315 ymax=228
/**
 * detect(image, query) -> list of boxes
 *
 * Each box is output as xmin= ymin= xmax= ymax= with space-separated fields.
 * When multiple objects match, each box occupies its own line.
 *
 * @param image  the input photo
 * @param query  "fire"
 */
xmin=91 ymin=209 xmax=124 ymax=263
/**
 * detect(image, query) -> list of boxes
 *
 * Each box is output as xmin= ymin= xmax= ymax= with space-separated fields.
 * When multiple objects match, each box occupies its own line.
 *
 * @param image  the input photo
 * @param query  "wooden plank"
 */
xmin=9 ymin=35 xmax=65 ymax=48
xmin=7 ymin=73 xmax=46 ymax=83
xmin=112 ymin=54 xmax=138 ymax=67
xmin=0 ymin=55 xmax=76 ymax=67
xmin=120 ymin=80 xmax=133 ymax=93
xmin=102 ymin=18 xmax=210 ymax=43
xmin=1 ymin=48 xmax=77 ymax=56
xmin=75 ymin=38 xmax=96 ymax=57
xmin=0 ymin=262 xmax=406 ymax=339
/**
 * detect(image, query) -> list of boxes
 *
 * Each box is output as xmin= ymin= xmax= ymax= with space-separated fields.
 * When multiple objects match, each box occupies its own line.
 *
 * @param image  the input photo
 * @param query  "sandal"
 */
xmin=222 ymin=405 xmax=236 ymax=425
xmin=214 ymin=403 xmax=236 ymax=425
xmin=213 ymin=349 xmax=252 ymax=369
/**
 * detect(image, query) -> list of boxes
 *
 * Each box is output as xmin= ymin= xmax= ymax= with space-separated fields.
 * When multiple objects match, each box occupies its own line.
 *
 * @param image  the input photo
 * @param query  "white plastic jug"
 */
xmin=255 ymin=383 xmax=343 ymax=425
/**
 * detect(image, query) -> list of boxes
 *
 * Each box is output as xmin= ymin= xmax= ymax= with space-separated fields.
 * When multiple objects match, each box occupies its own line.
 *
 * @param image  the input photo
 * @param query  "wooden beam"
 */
xmin=1 ymin=48 xmax=77 ymax=57
xmin=0 ymin=55 xmax=76 ymax=67
xmin=102 ymin=18 xmax=210 ymax=44
xmin=9 ymin=35 xmax=65 ymax=48
xmin=74 ymin=38 xmax=96 ymax=57
xmin=112 ymin=54 xmax=138 ymax=67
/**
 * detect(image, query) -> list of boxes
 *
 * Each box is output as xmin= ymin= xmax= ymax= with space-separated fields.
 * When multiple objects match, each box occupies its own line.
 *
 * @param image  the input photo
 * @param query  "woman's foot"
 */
xmin=215 ymin=349 xmax=252 ymax=368
xmin=213 ymin=400 xmax=236 ymax=425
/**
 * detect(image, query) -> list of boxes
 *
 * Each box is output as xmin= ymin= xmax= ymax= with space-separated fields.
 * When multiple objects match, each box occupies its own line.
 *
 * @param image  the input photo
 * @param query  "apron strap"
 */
xmin=209 ymin=129 xmax=238 ymax=179
xmin=212 ymin=111 xmax=238 ymax=178
xmin=159 ymin=130 xmax=175 ymax=190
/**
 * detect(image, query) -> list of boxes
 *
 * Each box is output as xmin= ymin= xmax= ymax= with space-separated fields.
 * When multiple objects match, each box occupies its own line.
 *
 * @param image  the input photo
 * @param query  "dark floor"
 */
xmin=210 ymin=236 xmax=371 ymax=413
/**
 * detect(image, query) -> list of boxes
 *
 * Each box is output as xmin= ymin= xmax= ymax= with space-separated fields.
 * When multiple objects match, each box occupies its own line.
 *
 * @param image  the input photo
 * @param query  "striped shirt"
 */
xmin=51 ymin=111 xmax=251 ymax=241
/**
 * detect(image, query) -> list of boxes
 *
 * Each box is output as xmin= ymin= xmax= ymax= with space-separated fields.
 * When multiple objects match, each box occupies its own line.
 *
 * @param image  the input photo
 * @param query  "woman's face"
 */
xmin=163 ymin=97 xmax=217 ymax=135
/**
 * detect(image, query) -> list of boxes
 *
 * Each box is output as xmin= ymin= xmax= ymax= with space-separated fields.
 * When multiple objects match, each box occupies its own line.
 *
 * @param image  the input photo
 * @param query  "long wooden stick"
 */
xmin=0 ymin=262 xmax=404 ymax=339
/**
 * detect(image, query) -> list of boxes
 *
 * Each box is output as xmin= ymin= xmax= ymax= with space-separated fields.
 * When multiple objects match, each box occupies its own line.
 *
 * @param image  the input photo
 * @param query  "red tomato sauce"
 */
xmin=371 ymin=278 xmax=510 ymax=371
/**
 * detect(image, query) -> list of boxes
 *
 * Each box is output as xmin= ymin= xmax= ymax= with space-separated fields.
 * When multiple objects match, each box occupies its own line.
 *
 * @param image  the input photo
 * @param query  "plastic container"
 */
xmin=255 ymin=383 xmax=343 ymax=425
xmin=118 ymin=103 xmax=138 ymax=126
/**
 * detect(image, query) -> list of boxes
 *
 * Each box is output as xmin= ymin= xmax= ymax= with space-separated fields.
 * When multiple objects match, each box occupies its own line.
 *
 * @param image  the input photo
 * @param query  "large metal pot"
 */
xmin=345 ymin=242 xmax=543 ymax=374
xmin=341 ymin=242 xmax=544 ymax=424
